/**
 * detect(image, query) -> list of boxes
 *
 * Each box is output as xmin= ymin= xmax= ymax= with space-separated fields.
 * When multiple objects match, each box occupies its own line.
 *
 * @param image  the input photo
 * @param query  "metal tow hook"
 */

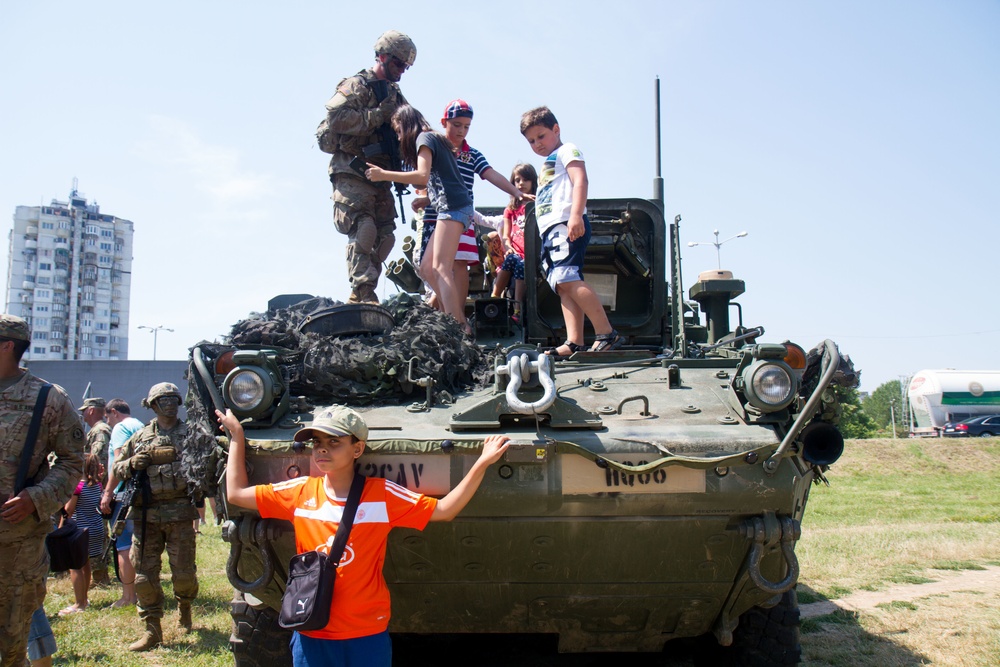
xmin=498 ymin=353 xmax=557 ymax=414
xmin=742 ymin=514 xmax=801 ymax=595
xmin=222 ymin=518 xmax=281 ymax=594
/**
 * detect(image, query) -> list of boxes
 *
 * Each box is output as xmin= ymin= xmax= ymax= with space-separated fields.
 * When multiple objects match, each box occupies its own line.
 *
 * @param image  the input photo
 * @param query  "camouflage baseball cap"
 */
xmin=78 ymin=397 xmax=106 ymax=412
xmin=374 ymin=30 xmax=416 ymax=66
xmin=294 ymin=405 xmax=369 ymax=442
xmin=0 ymin=314 xmax=30 ymax=342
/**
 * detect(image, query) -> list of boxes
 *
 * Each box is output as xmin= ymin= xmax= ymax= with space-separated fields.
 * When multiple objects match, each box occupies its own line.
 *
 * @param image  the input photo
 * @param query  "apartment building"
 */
xmin=5 ymin=186 xmax=134 ymax=360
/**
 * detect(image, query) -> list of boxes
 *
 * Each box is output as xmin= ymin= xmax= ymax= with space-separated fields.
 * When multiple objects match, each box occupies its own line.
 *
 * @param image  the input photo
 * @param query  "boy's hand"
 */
xmin=478 ymin=435 xmax=511 ymax=466
xmin=411 ymin=196 xmax=430 ymax=212
xmin=215 ymin=409 xmax=243 ymax=438
xmin=567 ymin=214 xmax=585 ymax=242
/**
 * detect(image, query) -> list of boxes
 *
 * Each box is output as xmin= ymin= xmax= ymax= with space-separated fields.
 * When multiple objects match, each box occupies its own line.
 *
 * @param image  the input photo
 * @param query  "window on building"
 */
xmin=50 ymin=345 xmax=62 ymax=353
xmin=81 ymin=333 xmax=90 ymax=341
xmin=37 ymin=277 xmax=50 ymax=285
xmin=81 ymin=346 xmax=91 ymax=354
xmin=101 ymin=229 xmax=113 ymax=238
xmin=52 ymin=303 xmax=64 ymax=312
xmin=96 ymin=323 xmax=108 ymax=330
xmin=35 ymin=305 xmax=49 ymax=312
xmin=41 ymin=222 xmax=54 ymax=230
xmin=51 ymin=331 xmax=62 ymax=339
xmin=35 ymin=332 xmax=48 ymax=340
xmin=54 ymin=237 xmax=67 ymax=244
xmin=99 ymin=242 xmax=112 ymax=252
xmin=82 ymin=319 xmax=93 ymax=328
xmin=36 ymin=290 xmax=50 ymax=298
xmin=33 ymin=346 xmax=46 ymax=354
xmin=59 ymin=221 xmax=69 ymax=230
xmin=38 ymin=263 xmax=51 ymax=271
xmin=86 ymin=225 xmax=98 ymax=235
xmin=34 ymin=318 xmax=48 ymax=327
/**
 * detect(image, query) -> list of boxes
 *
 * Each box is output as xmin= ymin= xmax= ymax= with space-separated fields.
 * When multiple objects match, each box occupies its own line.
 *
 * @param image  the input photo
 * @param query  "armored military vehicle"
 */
xmin=187 ymin=94 xmax=855 ymax=666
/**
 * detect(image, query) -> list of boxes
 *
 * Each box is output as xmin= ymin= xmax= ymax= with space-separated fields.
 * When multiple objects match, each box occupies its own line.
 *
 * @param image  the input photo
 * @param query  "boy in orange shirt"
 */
xmin=219 ymin=406 xmax=509 ymax=667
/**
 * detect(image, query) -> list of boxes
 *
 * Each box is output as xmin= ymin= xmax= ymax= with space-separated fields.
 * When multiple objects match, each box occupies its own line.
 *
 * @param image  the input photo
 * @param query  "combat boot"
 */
xmin=179 ymin=602 xmax=193 ymax=633
xmin=128 ymin=618 xmax=162 ymax=652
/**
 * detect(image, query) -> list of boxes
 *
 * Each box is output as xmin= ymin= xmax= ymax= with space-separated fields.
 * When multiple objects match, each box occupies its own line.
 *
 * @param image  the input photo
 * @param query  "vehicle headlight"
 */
xmin=223 ymin=366 xmax=273 ymax=419
xmin=741 ymin=360 xmax=796 ymax=412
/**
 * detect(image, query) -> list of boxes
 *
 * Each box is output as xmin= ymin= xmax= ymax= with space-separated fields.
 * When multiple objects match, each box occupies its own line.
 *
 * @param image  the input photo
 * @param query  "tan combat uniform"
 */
xmin=85 ymin=421 xmax=111 ymax=480
xmin=323 ymin=68 xmax=408 ymax=303
xmin=0 ymin=371 xmax=85 ymax=667
xmin=112 ymin=419 xmax=213 ymax=622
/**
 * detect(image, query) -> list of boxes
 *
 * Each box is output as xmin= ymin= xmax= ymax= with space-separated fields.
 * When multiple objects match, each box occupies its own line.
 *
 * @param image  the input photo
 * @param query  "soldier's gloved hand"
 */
xmin=132 ymin=451 xmax=152 ymax=471
xmin=372 ymin=95 xmax=396 ymax=126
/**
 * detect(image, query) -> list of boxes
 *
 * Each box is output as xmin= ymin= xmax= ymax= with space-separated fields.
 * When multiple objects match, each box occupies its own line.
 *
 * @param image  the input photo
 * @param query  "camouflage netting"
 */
xmin=187 ymin=293 xmax=502 ymax=417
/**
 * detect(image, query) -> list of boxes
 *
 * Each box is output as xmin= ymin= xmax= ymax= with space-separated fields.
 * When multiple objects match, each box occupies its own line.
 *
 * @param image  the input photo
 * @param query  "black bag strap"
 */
xmin=14 ymin=383 xmax=51 ymax=495
xmin=326 ymin=473 xmax=366 ymax=571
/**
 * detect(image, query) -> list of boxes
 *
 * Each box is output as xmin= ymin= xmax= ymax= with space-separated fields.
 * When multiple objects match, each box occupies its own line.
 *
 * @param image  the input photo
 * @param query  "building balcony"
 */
xmin=24 ymin=239 xmax=37 ymax=250
xmin=26 ymin=226 xmax=38 ymax=236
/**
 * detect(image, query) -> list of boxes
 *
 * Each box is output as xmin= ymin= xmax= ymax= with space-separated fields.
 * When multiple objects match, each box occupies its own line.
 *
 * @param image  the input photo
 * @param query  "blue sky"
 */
xmin=1 ymin=0 xmax=997 ymax=392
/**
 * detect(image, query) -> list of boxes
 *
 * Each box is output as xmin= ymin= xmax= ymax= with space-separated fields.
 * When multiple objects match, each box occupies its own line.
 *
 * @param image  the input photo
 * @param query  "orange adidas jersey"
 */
xmin=256 ymin=475 xmax=437 ymax=639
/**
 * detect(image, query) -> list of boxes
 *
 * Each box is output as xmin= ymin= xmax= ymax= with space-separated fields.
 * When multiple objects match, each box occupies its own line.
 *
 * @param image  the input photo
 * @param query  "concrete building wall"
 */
xmin=24 ymin=360 xmax=190 ymax=423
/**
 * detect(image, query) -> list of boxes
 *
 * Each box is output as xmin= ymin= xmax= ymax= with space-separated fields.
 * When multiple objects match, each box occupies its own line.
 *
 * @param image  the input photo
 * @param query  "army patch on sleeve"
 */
xmin=72 ymin=426 xmax=85 ymax=441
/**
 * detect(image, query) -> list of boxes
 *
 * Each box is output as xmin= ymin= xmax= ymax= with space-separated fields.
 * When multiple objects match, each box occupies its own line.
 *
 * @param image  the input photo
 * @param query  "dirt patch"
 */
xmin=800 ymin=565 xmax=1000 ymax=618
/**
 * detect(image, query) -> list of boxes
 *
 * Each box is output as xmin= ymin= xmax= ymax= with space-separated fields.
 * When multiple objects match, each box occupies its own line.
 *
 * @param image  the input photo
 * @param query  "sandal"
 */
xmin=591 ymin=330 xmax=624 ymax=352
xmin=545 ymin=341 xmax=584 ymax=360
xmin=59 ymin=604 xmax=86 ymax=616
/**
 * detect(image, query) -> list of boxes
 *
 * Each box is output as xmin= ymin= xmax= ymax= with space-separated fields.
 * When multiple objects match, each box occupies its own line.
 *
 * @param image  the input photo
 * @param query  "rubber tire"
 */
xmin=979 ymin=432 xmax=993 ymax=438
xmin=230 ymin=592 xmax=292 ymax=667
xmin=695 ymin=590 xmax=801 ymax=666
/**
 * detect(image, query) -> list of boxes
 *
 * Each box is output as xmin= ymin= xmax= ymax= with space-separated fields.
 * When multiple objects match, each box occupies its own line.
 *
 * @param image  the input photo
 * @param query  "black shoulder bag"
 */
xmin=279 ymin=473 xmax=366 ymax=631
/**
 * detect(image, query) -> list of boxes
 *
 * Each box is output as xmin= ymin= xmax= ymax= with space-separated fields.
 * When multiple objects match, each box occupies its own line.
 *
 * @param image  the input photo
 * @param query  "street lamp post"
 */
xmin=138 ymin=325 xmax=174 ymax=361
xmin=687 ymin=229 xmax=749 ymax=269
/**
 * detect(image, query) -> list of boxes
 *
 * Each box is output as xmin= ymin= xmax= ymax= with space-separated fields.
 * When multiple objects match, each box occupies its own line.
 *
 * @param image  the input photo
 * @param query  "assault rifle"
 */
xmin=363 ymin=79 xmax=409 ymax=216
xmin=102 ymin=470 xmax=145 ymax=561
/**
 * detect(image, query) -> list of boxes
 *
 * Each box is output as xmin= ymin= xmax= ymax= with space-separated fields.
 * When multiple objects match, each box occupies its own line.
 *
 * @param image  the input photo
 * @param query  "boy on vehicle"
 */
xmin=219 ymin=406 xmax=510 ymax=667
xmin=520 ymin=106 xmax=622 ymax=356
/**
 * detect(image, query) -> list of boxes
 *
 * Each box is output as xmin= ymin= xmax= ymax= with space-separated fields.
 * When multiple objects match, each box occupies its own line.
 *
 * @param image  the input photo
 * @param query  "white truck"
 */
xmin=907 ymin=369 xmax=1000 ymax=436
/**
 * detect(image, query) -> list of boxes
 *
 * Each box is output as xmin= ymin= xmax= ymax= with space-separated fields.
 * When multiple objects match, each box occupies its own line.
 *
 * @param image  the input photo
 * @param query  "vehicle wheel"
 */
xmin=230 ymin=591 xmax=292 ymax=667
xmin=695 ymin=590 xmax=801 ymax=666
xmin=979 ymin=432 xmax=993 ymax=438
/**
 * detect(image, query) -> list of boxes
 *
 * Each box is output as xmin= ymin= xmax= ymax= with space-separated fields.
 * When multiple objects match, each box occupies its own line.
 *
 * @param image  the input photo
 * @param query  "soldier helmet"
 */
xmin=374 ymin=30 xmax=416 ymax=67
xmin=143 ymin=382 xmax=182 ymax=408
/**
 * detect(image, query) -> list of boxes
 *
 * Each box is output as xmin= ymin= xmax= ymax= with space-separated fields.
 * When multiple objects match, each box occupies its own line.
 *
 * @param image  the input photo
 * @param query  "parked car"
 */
xmin=943 ymin=415 xmax=1000 ymax=437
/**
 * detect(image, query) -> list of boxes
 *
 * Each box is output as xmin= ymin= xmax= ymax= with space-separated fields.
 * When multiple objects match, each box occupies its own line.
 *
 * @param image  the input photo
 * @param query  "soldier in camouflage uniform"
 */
xmin=111 ymin=382 xmax=215 ymax=652
xmin=78 ymin=397 xmax=112 ymax=587
xmin=319 ymin=29 xmax=416 ymax=304
xmin=0 ymin=315 xmax=85 ymax=667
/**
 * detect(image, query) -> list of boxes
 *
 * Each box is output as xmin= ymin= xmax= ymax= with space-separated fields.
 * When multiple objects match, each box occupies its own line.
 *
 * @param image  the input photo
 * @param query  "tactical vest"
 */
xmin=134 ymin=429 xmax=189 ymax=503
xmin=321 ymin=69 xmax=399 ymax=170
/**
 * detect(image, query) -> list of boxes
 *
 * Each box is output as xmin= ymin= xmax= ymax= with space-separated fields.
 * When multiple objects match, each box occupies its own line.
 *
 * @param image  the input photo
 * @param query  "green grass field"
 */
xmin=39 ymin=438 xmax=1000 ymax=666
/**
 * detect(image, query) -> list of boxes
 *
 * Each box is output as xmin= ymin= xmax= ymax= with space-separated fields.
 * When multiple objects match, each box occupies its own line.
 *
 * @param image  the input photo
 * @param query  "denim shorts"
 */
xmin=436 ymin=204 xmax=475 ymax=232
xmin=27 ymin=607 xmax=56 ymax=661
xmin=116 ymin=519 xmax=134 ymax=552
xmin=291 ymin=630 xmax=390 ymax=667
